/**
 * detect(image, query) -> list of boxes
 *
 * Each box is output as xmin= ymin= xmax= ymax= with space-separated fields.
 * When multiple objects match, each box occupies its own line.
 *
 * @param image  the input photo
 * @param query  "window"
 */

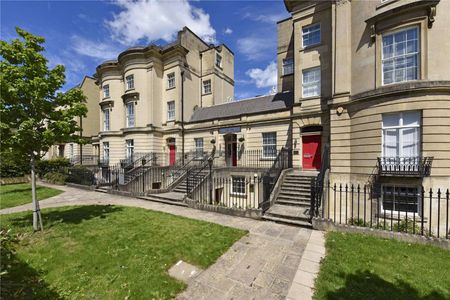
xmin=126 ymin=102 xmax=135 ymax=128
xmin=382 ymin=111 xmax=420 ymax=158
xmin=103 ymin=108 xmax=110 ymax=131
xmin=282 ymin=58 xmax=294 ymax=75
xmin=302 ymin=23 xmax=321 ymax=48
xmin=167 ymin=101 xmax=175 ymax=121
xmin=302 ymin=67 xmax=321 ymax=97
xmin=125 ymin=74 xmax=134 ymax=90
xmin=195 ymin=138 xmax=204 ymax=158
xmin=126 ymin=139 xmax=134 ymax=159
xmin=216 ymin=53 xmax=222 ymax=68
xmin=382 ymin=27 xmax=419 ymax=85
xmin=167 ymin=72 xmax=175 ymax=89
xmin=203 ymin=79 xmax=211 ymax=94
xmin=103 ymin=142 xmax=110 ymax=162
xmin=232 ymin=176 xmax=246 ymax=195
xmin=262 ymin=132 xmax=277 ymax=158
xmin=382 ymin=185 xmax=420 ymax=214
xmin=103 ymin=84 xmax=110 ymax=98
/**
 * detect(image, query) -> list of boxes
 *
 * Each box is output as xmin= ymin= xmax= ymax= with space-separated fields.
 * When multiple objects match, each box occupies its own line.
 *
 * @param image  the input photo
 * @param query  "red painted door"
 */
xmin=302 ymin=135 xmax=321 ymax=169
xmin=169 ymin=145 xmax=176 ymax=166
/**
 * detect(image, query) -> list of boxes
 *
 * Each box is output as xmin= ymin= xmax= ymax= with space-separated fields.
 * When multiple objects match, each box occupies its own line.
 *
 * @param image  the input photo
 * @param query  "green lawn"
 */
xmin=0 ymin=183 xmax=63 ymax=209
xmin=314 ymin=232 xmax=450 ymax=300
xmin=0 ymin=205 xmax=247 ymax=299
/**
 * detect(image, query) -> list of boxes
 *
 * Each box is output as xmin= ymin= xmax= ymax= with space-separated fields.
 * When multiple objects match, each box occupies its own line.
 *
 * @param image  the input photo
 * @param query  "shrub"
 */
xmin=44 ymin=172 xmax=68 ymax=185
xmin=36 ymin=157 xmax=71 ymax=177
xmin=0 ymin=151 xmax=30 ymax=178
xmin=393 ymin=218 xmax=421 ymax=234
xmin=347 ymin=218 xmax=366 ymax=227
xmin=66 ymin=166 xmax=95 ymax=186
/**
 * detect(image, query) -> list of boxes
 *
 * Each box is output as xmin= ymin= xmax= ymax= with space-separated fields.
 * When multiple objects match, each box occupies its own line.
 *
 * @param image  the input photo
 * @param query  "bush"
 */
xmin=347 ymin=218 xmax=366 ymax=227
xmin=66 ymin=166 xmax=95 ymax=186
xmin=0 ymin=151 xmax=30 ymax=178
xmin=36 ymin=157 xmax=71 ymax=177
xmin=393 ymin=218 xmax=421 ymax=234
xmin=44 ymin=172 xmax=68 ymax=185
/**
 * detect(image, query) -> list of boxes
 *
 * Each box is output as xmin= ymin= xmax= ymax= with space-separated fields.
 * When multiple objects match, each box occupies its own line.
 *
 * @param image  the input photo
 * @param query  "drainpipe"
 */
xmin=181 ymin=69 xmax=185 ymax=165
xmin=79 ymin=116 xmax=83 ymax=165
xmin=200 ymin=53 xmax=203 ymax=107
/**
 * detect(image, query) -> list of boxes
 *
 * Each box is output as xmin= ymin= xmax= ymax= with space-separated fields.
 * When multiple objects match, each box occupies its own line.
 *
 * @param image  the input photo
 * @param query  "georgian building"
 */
xmin=96 ymin=27 xmax=234 ymax=165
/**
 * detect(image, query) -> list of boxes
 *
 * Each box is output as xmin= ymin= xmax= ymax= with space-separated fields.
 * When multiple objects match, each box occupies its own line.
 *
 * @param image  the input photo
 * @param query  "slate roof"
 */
xmin=189 ymin=91 xmax=293 ymax=123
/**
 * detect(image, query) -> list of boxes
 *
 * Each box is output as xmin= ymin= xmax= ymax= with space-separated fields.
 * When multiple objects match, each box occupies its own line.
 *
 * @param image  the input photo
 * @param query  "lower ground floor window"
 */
xmin=382 ymin=185 xmax=420 ymax=213
xmin=232 ymin=176 xmax=246 ymax=195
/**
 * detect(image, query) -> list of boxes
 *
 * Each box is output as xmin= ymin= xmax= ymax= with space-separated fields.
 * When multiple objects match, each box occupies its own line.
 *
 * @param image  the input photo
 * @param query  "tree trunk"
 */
xmin=31 ymin=155 xmax=43 ymax=231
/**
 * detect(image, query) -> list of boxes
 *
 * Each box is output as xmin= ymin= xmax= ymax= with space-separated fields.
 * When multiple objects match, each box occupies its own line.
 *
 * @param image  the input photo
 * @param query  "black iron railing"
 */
xmin=70 ymin=155 xmax=100 ymax=166
xmin=259 ymin=148 xmax=290 ymax=212
xmin=377 ymin=156 xmax=433 ymax=177
xmin=311 ymin=144 xmax=330 ymax=218
xmin=213 ymin=149 xmax=280 ymax=169
xmin=318 ymin=182 xmax=450 ymax=239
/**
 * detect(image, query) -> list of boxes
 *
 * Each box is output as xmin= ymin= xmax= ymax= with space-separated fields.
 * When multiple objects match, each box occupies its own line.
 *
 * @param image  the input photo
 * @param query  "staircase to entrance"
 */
xmin=263 ymin=170 xmax=317 ymax=227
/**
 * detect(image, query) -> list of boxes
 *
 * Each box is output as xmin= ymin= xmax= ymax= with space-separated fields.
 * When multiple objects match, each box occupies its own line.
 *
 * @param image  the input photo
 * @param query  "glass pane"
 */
xmin=383 ymin=113 xmax=400 ymax=127
xmin=402 ymin=111 xmax=420 ymax=126
xmin=383 ymin=129 xmax=399 ymax=157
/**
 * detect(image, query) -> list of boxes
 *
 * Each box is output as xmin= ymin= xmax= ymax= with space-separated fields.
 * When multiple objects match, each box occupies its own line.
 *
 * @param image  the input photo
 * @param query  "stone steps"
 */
xmin=262 ymin=171 xmax=316 ymax=227
xmin=138 ymin=192 xmax=187 ymax=207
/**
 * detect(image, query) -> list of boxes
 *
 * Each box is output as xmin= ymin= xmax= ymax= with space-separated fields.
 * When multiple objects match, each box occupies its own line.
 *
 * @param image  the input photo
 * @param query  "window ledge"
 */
xmin=260 ymin=157 xmax=276 ymax=161
xmin=300 ymin=43 xmax=322 ymax=52
xmin=281 ymin=73 xmax=294 ymax=78
xmin=202 ymin=92 xmax=212 ymax=96
xmin=230 ymin=193 xmax=247 ymax=198
xmin=166 ymin=86 xmax=176 ymax=91
xmin=301 ymin=95 xmax=321 ymax=101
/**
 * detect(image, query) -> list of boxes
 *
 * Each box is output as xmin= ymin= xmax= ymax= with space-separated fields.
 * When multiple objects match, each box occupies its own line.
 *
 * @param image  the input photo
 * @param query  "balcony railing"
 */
xmin=377 ymin=156 xmax=433 ymax=177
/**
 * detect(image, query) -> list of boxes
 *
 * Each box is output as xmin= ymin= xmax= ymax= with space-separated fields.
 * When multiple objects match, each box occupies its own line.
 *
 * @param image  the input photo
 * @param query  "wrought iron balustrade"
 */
xmin=377 ymin=156 xmax=433 ymax=177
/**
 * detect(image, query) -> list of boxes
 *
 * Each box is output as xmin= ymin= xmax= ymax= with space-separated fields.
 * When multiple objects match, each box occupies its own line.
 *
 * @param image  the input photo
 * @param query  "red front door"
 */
xmin=169 ymin=145 xmax=176 ymax=166
xmin=302 ymin=135 xmax=321 ymax=169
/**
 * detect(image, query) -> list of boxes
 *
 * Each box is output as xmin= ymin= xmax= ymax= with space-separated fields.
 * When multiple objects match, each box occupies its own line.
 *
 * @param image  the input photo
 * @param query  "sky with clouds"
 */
xmin=1 ymin=0 xmax=289 ymax=100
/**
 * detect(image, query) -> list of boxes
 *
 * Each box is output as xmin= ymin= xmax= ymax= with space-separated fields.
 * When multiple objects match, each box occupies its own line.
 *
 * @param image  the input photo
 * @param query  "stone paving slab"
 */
xmin=168 ymin=260 xmax=202 ymax=283
xmin=287 ymin=230 xmax=325 ymax=300
xmin=0 ymin=182 xmax=315 ymax=299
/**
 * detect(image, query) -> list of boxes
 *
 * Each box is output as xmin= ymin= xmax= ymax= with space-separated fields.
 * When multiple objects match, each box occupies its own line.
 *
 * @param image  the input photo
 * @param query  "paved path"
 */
xmin=1 ymin=183 xmax=320 ymax=299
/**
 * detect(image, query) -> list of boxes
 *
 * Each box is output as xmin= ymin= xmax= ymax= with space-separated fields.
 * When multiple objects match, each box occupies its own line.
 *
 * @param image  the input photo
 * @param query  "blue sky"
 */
xmin=1 ymin=0 xmax=289 ymax=100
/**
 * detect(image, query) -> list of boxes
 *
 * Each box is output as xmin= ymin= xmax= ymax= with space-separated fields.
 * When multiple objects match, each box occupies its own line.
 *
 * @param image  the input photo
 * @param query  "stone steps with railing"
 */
xmin=263 ymin=171 xmax=317 ymax=227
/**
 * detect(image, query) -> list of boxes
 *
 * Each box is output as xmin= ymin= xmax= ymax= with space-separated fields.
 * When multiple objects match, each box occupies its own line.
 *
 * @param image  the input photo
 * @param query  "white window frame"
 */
xmin=302 ymin=23 xmax=321 ymax=48
xmin=231 ymin=176 xmax=246 ymax=195
xmin=381 ymin=111 xmax=421 ymax=158
xmin=203 ymin=79 xmax=212 ymax=94
xmin=103 ymin=108 xmax=110 ymax=131
xmin=103 ymin=84 xmax=110 ymax=98
xmin=381 ymin=184 xmax=421 ymax=215
xmin=167 ymin=101 xmax=175 ymax=121
xmin=125 ymin=74 xmax=134 ymax=90
xmin=382 ymin=26 xmax=420 ymax=85
xmin=216 ymin=53 xmax=222 ymax=68
xmin=282 ymin=58 xmax=294 ymax=75
xmin=262 ymin=132 xmax=277 ymax=158
xmin=194 ymin=138 xmax=204 ymax=158
xmin=302 ymin=67 xmax=321 ymax=98
xmin=126 ymin=139 xmax=134 ymax=159
xmin=167 ymin=72 xmax=175 ymax=89
xmin=103 ymin=142 xmax=110 ymax=162
xmin=126 ymin=102 xmax=135 ymax=128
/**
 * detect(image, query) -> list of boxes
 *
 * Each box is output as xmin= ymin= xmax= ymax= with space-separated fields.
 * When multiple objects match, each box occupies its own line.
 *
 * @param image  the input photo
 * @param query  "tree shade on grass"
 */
xmin=0 ymin=205 xmax=247 ymax=299
xmin=0 ymin=183 xmax=63 ymax=209
xmin=314 ymin=232 xmax=450 ymax=300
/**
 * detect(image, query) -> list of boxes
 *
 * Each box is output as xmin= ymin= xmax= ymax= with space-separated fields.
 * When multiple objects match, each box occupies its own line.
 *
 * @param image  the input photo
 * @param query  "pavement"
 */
xmin=0 ymin=182 xmax=326 ymax=299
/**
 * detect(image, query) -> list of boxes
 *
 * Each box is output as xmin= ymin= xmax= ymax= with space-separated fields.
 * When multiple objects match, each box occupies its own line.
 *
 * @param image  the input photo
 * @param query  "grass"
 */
xmin=314 ymin=231 xmax=450 ymax=300
xmin=0 ymin=205 xmax=247 ymax=299
xmin=0 ymin=183 xmax=63 ymax=209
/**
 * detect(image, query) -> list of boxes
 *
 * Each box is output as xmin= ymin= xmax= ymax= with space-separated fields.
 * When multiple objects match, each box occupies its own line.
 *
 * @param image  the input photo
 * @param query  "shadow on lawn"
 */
xmin=1 ymin=185 xmax=48 ymax=195
xmin=7 ymin=205 xmax=123 ymax=229
xmin=325 ymin=270 xmax=448 ymax=300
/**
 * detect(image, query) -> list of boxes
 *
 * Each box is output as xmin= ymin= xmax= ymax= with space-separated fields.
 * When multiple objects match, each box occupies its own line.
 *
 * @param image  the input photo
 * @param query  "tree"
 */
xmin=0 ymin=28 xmax=87 ymax=231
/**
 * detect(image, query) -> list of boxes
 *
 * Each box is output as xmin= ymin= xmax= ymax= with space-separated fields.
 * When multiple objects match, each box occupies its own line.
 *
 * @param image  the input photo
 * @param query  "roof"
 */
xmin=189 ymin=91 xmax=293 ymax=123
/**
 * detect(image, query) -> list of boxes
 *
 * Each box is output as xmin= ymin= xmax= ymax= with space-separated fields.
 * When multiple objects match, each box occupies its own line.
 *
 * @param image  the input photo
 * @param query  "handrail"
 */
xmin=259 ymin=147 xmax=289 ymax=212
xmin=186 ymin=148 xmax=215 ymax=196
xmin=311 ymin=143 xmax=329 ymax=218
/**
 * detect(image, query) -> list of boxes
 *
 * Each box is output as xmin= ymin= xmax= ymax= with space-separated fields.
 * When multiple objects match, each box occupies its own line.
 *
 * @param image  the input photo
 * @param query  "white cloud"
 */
xmin=107 ymin=0 xmax=216 ymax=45
xmin=224 ymin=27 xmax=233 ymax=35
xmin=242 ymin=12 xmax=287 ymax=24
xmin=246 ymin=61 xmax=277 ymax=89
xmin=71 ymin=36 xmax=120 ymax=60
xmin=237 ymin=36 xmax=276 ymax=61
